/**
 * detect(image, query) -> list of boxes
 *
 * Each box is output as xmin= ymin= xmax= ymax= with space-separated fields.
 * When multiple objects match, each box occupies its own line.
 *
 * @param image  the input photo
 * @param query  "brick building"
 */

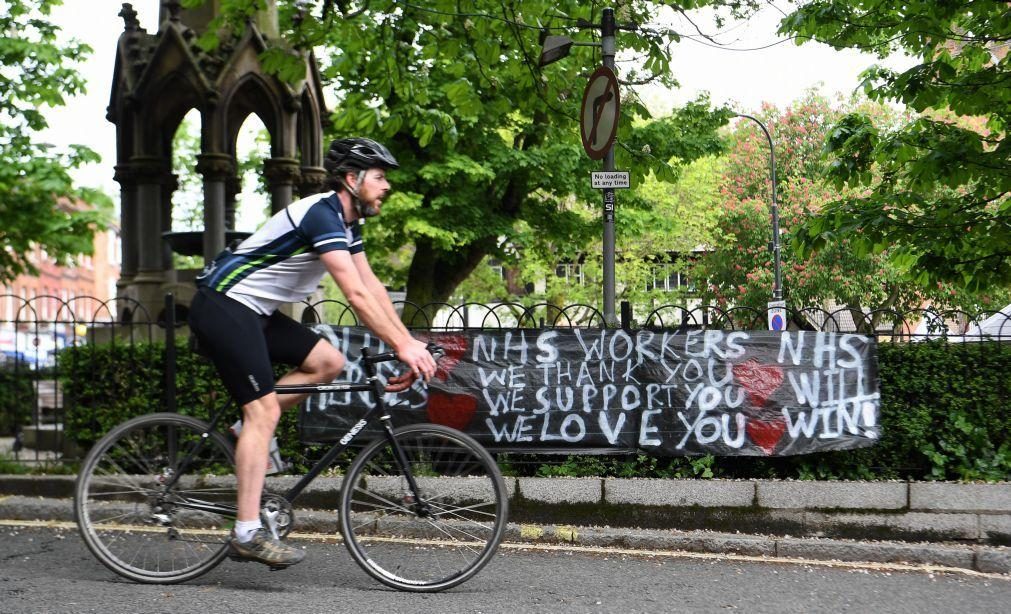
xmin=1 ymin=199 xmax=120 ymax=364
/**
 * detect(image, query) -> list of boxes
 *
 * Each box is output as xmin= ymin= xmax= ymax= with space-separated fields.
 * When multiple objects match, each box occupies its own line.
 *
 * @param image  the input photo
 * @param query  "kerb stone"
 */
xmin=518 ymin=477 xmax=601 ymax=504
xmin=980 ymin=515 xmax=1011 ymax=544
xmin=804 ymin=511 xmax=979 ymax=540
xmin=910 ymin=483 xmax=1011 ymax=513
xmin=605 ymin=478 xmax=755 ymax=507
xmin=758 ymin=480 xmax=906 ymax=510
xmin=0 ymin=496 xmax=73 ymax=522
xmin=777 ymin=537 xmax=975 ymax=569
xmin=974 ymin=547 xmax=1011 ymax=574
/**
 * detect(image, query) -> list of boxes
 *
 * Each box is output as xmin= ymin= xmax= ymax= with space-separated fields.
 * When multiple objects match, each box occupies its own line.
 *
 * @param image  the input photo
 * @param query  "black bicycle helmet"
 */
xmin=324 ymin=137 xmax=399 ymax=175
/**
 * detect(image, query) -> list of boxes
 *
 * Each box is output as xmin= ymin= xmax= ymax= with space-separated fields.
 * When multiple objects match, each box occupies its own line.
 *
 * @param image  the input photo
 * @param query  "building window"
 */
xmin=555 ymin=263 xmax=584 ymax=286
xmin=646 ymin=263 xmax=690 ymax=293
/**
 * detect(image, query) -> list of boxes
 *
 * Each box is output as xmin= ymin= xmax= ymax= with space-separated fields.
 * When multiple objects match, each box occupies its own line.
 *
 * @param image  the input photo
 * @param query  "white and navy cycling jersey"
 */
xmin=197 ymin=192 xmax=363 ymax=315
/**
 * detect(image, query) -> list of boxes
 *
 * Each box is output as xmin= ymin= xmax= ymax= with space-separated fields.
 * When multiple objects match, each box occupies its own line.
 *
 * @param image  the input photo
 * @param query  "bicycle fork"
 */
xmin=380 ymin=416 xmax=432 ymax=518
xmin=360 ymin=347 xmax=432 ymax=519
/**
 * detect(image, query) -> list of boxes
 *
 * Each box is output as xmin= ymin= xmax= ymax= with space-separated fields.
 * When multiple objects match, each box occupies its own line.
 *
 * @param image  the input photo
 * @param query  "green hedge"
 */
xmin=61 ymin=342 xmax=305 ymax=467
xmin=0 ymin=366 xmax=34 ymax=436
xmin=59 ymin=339 xmax=1011 ymax=481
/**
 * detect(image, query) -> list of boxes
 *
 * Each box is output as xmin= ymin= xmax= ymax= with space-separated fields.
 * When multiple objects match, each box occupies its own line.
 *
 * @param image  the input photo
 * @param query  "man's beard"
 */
xmin=357 ymin=199 xmax=381 ymax=218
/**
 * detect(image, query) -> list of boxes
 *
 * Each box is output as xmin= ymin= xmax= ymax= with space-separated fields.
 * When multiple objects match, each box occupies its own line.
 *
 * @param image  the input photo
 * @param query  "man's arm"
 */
xmin=320 ymin=249 xmax=435 ymax=378
xmin=351 ymin=252 xmax=412 ymax=337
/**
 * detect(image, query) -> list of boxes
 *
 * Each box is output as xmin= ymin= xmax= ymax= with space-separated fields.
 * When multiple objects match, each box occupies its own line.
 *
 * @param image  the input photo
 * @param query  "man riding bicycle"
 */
xmin=188 ymin=137 xmax=437 ymax=569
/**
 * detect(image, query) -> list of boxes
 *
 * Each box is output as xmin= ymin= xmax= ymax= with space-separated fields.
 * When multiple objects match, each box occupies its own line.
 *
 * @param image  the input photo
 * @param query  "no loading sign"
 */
xmin=579 ymin=66 xmax=620 ymax=160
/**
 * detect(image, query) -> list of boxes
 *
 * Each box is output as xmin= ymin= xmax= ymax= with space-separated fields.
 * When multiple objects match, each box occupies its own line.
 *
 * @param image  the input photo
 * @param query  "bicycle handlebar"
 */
xmin=362 ymin=342 xmax=445 ymax=365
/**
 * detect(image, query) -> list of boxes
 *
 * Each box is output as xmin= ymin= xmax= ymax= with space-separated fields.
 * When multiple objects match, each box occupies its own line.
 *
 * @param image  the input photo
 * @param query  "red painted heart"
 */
xmin=732 ymin=359 xmax=785 ymax=408
xmin=416 ymin=333 xmax=468 ymax=381
xmin=426 ymin=391 xmax=478 ymax=430
xmin=746 ymin=418 xmax=786 ymax=455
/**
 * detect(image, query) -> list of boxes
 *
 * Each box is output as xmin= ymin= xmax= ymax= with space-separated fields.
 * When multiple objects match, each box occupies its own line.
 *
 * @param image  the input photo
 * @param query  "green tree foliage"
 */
xmin=0 ymin=0 xmax=110 ymax=284
xmin=780 ymin=1 xmax=1011 ymax=293
xmin=451 ymin=152 xmax=727 ymax=320
xmin=202 ymin=0 xmax=761 ymax=317
xmin=688 ymin=93 xmax=1002 ymax=326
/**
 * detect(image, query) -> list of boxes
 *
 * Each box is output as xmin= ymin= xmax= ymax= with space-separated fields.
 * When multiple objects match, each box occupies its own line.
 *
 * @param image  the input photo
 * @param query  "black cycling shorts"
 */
xmin=188 ymin=287 xmax=324 ymax=406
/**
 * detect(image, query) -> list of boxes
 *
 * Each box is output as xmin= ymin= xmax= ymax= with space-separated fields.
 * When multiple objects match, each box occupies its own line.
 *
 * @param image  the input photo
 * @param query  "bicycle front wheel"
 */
xmin=340 ymin=424 xmax=508 ymax=592
xmin=74 ymin=413 xmax=237 ymax=584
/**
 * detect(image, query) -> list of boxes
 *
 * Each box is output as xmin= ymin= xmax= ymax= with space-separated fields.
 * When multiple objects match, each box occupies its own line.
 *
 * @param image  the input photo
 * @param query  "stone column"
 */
xmin=263 ymin=157 xmax=301 ymax=214
xmin=160 ymin=171 xmax=179 ymax=270
xmin=225 ymin=174 xmax=242 ymax=231
xmin=196 ymin=153 xmax=235 ymax=266
xmin=113 ymin=163 xmax=139 ymax=288
xmin=298 ymin=165 xmax=328 ymax=198
xmin=122 ymin=156 xmax=171 ymax=321
xmin=131 ymin=156 xmax=169 ymax=282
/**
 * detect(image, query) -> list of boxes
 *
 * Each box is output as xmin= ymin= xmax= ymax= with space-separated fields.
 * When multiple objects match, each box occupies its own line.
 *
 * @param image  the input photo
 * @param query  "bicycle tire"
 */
xmin=339 ymin=423 xmax=508 ymax=592
xmin=74 ymin=412 xmax=237 ymax=584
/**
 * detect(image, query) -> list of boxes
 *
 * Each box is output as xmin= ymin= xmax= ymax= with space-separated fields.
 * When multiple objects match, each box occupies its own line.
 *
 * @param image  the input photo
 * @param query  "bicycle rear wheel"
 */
xmin=340 ymin=423 xmax=508 ymax=592
xmin=74 ymin=413 xmax=237 ymax=584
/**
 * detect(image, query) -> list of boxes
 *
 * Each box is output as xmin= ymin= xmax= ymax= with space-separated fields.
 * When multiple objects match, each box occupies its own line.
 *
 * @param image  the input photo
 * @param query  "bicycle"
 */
xmin=73 ymin=343 xmax=509 ymax=592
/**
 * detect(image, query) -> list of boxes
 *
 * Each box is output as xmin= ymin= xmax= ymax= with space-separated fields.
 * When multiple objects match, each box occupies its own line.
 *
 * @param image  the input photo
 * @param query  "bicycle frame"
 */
xmin=163 ymin=347 xmax=424 ymax=519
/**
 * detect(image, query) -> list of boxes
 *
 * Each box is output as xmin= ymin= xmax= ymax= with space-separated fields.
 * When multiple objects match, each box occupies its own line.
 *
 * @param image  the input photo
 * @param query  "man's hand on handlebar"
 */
xmin=385 ymin=342 xmax=444 ymax=392
xmin=384 ymin=370 xmax=416 ymax=393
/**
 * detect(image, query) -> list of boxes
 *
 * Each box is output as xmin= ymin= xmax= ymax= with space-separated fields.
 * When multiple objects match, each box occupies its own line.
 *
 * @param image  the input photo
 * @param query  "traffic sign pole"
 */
xmin=601 ymin=8 xmax=617 ymax=327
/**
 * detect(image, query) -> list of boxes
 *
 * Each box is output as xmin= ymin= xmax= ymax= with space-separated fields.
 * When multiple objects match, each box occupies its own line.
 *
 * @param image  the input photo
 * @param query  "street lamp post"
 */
xmin=735 ymin=113 xmax=783 ymax=302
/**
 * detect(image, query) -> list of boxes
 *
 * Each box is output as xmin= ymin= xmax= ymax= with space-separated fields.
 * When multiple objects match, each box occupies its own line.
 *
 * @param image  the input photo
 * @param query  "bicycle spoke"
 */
xmin=75 ymin=414 xmax=236 ymax=584
xmin=340 ymin=425 xmax=507 ymax=592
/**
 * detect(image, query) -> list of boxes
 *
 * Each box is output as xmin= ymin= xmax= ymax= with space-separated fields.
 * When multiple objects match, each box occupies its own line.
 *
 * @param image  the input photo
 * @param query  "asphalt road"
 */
xmin=1 ymin=524 xmax=1008 ymax=614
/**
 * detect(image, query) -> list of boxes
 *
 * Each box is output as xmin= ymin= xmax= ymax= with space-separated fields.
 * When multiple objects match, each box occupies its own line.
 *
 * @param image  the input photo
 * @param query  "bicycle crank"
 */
xmin=260 ymin=493 xmax=294 ymax=540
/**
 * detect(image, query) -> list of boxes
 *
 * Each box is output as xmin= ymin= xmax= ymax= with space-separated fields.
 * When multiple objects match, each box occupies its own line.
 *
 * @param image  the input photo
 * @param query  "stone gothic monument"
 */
xmin=108 ymin=1 xmax=328 ymax=320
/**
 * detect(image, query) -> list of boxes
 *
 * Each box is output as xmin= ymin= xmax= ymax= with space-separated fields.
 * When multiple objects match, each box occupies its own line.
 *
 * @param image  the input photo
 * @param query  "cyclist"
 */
xmin=188 ymin=137 xmax=437 ymax=569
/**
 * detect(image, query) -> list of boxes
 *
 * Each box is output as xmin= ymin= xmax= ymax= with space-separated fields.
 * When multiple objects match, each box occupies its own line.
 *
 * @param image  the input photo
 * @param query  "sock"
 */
xmin=234 ymin=519 xmax=262 ymax=543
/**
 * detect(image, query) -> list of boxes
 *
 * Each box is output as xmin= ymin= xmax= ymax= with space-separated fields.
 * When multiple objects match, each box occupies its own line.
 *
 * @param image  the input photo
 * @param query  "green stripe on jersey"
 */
xmin=214 ymin=246 xmax=309 ymax=292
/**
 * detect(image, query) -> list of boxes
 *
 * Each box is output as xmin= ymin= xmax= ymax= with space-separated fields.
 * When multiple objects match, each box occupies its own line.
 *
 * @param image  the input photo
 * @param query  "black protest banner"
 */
xmin=301 ymin=327 xmax=881 ymax=456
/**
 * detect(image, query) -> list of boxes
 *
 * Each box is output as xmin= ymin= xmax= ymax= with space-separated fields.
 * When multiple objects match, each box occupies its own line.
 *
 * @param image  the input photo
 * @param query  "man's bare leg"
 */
xmin=235 ymin=339 xmax=345 ymax=522
xmin=274 ymin=339 xmax=346 ymax=410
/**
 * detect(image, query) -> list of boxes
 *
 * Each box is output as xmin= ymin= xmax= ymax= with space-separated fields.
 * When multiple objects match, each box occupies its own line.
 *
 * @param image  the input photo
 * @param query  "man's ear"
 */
xmin=344 ymin=170 xmax=358 ymax=190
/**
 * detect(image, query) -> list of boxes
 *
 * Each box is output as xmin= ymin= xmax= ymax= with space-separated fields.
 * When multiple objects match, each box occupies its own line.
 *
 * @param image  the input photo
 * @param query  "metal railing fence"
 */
xmin=2 ymin=292 xmax=1009 ymax=465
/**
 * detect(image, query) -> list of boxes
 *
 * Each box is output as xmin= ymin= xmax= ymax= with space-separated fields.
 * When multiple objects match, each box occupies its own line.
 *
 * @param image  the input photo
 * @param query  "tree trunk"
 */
xmin=401 ymin=237 xmax=491 ymax=326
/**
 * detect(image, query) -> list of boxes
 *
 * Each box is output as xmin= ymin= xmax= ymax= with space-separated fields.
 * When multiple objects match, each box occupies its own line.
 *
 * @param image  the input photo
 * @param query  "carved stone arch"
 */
xmin=220 ymin=72 xmax=284 ymax=160
xmin=141 ymin=72 xmax=205 ymax=158
xmin=108 ymin=2 xmax=326 ymax=322
xmin=129 ymin=25 xmax=212 ymax=156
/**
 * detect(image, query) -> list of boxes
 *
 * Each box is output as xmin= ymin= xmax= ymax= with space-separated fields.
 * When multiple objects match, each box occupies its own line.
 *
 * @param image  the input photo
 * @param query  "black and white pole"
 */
xmin=601 ymin=8 xmax=617 ymax=326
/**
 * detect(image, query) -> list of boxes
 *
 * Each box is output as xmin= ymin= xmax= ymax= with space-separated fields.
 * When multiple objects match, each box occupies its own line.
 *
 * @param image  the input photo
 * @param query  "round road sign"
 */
xmin=579 ymin=66 xmax=620 ymax=160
